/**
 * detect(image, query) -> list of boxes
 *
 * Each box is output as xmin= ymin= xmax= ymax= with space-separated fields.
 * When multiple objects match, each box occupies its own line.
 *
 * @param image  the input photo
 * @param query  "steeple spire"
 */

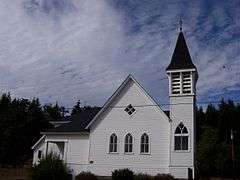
xmin=166 ymin=30 xmax=196 ymax=71
xmin=179 ymin=18 xmax=183 ymax=31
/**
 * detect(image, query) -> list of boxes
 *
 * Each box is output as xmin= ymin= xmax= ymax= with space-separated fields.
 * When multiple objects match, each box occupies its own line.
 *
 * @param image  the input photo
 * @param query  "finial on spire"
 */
xmin=179 ymin=17 xmax=183 ymax=31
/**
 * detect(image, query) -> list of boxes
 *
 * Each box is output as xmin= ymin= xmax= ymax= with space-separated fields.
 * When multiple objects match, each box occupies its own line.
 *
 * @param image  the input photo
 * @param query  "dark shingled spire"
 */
xmin=166 ymin=32 xmax=196 ymax=71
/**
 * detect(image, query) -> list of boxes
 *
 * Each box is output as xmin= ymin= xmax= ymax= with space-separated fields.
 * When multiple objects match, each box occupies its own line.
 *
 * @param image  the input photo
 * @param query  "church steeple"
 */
xmin=166 ymin=29 xmax=198 ymax=96
xmin=167 ymin=28 xmax=198 ymax=179
xmin=166 ymin=31 xmax=196 ymax=71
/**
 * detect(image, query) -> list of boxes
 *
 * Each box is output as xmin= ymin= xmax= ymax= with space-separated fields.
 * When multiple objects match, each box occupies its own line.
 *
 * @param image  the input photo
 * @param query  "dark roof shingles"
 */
xmin=166 ymin=32 xmax=196 ymax=71
xmin=46 ymin=107 xmax=101 ymax=133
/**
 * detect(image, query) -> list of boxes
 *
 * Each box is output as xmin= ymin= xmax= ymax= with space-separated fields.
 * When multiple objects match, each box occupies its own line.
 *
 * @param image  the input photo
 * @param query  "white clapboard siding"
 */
xmin=88 ymin=79 xmax=170 ymax=176
xmin=169 ymin=95 xmax=195 ymax=178
xmin=33 ymin=134 xmax=90 ymax=168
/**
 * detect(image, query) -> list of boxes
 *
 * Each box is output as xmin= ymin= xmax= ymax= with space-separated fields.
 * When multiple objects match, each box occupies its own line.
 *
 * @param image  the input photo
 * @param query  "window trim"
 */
xmin=174 ymin=123 xmax=190 ymax=152
xmin=109 ymin=133 xmax=118 ymax=154
xmin=124 ymin=133 xmax=134 ymax=154
xmin=140 ymin=133 xmax=150 ymax=155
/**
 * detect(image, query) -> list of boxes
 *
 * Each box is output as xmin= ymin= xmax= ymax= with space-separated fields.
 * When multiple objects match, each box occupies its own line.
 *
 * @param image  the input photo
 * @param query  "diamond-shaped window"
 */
xmin=124 ymin=104 xmax=135 ymax=115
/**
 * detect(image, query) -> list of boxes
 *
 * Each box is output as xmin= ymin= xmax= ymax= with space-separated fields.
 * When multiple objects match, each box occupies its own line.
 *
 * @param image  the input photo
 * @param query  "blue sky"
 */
xmin=0 ymin=0 xmax=239 ymax=109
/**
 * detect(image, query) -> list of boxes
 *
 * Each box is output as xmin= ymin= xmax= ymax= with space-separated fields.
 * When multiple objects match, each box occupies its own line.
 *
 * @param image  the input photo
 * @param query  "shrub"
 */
xmin=134 ymin=173 xmax=153 ymax=180
xmin=75 ymin=171 xmax=98 ymax=180
xmin=154 ymin=174 xmax=174 ymax=180
xmin=112 ymin=168 xmax=134 ymax=180
xmin=29 ymin=154 xmax=70 ymax=180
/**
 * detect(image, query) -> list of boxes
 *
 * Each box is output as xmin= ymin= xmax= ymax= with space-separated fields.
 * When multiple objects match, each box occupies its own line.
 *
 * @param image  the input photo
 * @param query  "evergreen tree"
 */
xmin=196 ymin=106 xmax=205 ymax=142
xmin=0 ymin=94 xmax=51 ymax=166
xmin=205 ymin=103 xmax=219 ymax=127
xmin=43 ymin=103 xmax=66 ymax=121
xmin=71 ymin=100 xmax=82 ymax=115
xmin=196 ymin=99 xmax=240 ymax=178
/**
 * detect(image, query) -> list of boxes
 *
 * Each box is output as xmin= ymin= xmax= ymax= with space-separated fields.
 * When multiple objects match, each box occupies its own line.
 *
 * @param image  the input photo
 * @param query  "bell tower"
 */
xmin=166 ymin=27 xmax=198 ymax=179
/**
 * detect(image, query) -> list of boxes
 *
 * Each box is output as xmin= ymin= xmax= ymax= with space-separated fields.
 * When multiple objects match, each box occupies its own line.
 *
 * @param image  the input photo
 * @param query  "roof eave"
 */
xmin=166 ymin=68 xmax=196 ymax=73
xmin=41 ymin=131 xmax=90 ymax=135
xmin=31 ymin=135 xmax=46 ymax=150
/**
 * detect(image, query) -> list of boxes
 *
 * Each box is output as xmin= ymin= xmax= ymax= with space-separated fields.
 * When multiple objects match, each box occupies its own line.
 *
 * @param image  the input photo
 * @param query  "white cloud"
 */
xmin=0 ymin=0 xmax=239 ymax=108
xmin=0 ymin=0 xmax=127 ymax=107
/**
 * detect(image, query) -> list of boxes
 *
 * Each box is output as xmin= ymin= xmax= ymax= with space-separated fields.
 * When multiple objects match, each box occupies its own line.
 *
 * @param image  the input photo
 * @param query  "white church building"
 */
xmin=32 ymin=30 xmax=198 ymax=179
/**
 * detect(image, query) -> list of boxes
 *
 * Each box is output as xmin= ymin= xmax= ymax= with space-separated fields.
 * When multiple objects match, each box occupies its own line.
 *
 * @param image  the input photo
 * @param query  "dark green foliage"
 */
xmin=112 ymin=168 xmax=134 ymax=180
xmin=71 ymin=100 xmax=82 ymax=115
xmin=196 ymin=99 xmax=240 ymax=178
xmin=29 ymin=154 xmax=70 ymax=180
xmin=0 ymin=94 xmax=96 ymax=167
xmin=134 ymin=173 xmax=153 ymax=180
xmin=75 ymin=171 xmax=98 ymax=180
xmin=43 ymin=103 xmax=67 ymax=121
xmin=71 ymin=100 xmax=96 ymax=115
xmin=0 ymin=93 xmax=51 ymax=166
xmin=153 ymin=174 xmax=174 ymax=180
xmin=196 ymin=106 xmax=205 ymax=142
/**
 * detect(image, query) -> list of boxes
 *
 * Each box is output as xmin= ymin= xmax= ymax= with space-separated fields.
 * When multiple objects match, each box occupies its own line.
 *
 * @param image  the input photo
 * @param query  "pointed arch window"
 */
xmin=109 ymin=133 xmax=117 ymax=153
xmin=174 ymin=123 xmax=189 ymax=150
xmin=140 ymin=133 xmax=149 ymax=154
xmin=125 ymin=133 xmax=133 ymax=153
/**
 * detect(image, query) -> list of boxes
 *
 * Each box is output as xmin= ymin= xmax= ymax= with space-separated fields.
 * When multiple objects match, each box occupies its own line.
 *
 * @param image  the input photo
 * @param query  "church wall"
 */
xmin=65 ymin=135 xmax=89 ymax=166
xmin=33 ymin=134 xmax=90 ymax=172
xmin=88 ymin=80 xmax=170 ymax=176
xmin=169 ymin=95 xmax=195 ymax=178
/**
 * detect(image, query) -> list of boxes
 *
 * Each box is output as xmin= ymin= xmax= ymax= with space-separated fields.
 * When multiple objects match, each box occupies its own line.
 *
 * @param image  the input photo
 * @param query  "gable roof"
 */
xmin=41 ymin=75 xmax=170 ymax=134
xmin=166 ymin=32 xmax=196 ymax=71
xmin=43 ymin=107 xmax=101 ymax=134
xmin=86 ymin=74 xmax=170 ymax=129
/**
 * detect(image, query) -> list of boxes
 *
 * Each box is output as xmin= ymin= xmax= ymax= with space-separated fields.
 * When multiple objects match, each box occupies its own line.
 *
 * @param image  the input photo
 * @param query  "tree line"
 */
xmin=196 ymin=99 xmax=240 ymax=178
xmin=0 ymin=93 xmax=239 ymax=178
xmin=0 ymin=93 xmax=86 ymax=167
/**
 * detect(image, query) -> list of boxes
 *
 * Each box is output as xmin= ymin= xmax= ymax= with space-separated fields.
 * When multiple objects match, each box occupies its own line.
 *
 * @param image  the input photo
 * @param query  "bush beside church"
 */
xmin=29 ymin=155 xmax=174 ymax=180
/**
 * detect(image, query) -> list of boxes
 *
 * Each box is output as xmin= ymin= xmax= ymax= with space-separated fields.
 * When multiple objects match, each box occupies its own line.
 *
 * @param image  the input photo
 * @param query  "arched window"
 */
xmin=174 ymin=123 xmax=189 ymax=150
xmin=140 ymin=133 xmax=149 ymax=154
xmin=109 ymin=133 xmax=117 ymax=153
xmin=125 ymin=133 xmax=133 ymax=153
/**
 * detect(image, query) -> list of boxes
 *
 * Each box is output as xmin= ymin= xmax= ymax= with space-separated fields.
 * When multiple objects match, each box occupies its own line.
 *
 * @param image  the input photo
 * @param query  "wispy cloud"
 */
xmin=0 ymin=0 xmax=239 ymax=108
xmin=0 ymin=0 xmax=127 ymax=107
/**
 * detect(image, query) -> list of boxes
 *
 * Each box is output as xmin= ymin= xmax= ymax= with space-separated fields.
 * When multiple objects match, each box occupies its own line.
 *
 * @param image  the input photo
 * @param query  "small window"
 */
xmin=125 ymin=133 xmax=133 ymax=153
xmin=174 ymin=123 xmax=189 ymax=150
xmin=38 ymin=150 xmax=42 ymax=159
xmin=109 ymin=133 xmax=117 ymax=153
xmin=124 ymin=104 xmax=135 ymax=115
xmin=140 ymin=133 xmax=149 ymax=154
